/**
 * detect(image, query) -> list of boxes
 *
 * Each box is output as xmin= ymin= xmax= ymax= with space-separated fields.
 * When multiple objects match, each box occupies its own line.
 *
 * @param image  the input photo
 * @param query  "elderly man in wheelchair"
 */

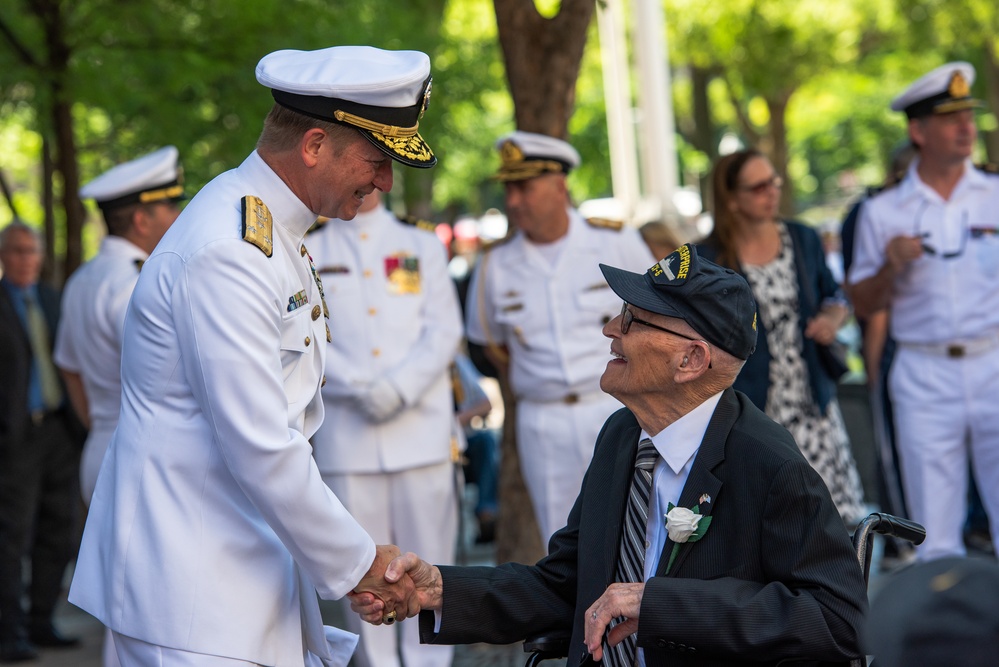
xmin=352 ymin=247 xmax=880 ymax=666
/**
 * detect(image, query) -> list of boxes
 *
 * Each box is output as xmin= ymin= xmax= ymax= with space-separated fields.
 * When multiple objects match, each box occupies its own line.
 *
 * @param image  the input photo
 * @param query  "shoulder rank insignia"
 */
xmin=976 ymin=162 xmax=999 ymax=175
xmin=133 ymin=258 xmax=145 ymax=272
xmin=586 ymin=217 xmax=624 ymax=231
xmin=481 ymin=233 xmax=515 ymax=252
xmin=241 ymin=195 xmax=273 ymax=257
xmin=398 ymin=214 xmax=438 ymax=233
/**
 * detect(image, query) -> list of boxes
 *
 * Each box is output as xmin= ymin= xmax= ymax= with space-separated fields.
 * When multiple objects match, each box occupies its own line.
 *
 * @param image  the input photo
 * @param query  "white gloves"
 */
xmin=357 ymin=378 xmax=404 ymax=423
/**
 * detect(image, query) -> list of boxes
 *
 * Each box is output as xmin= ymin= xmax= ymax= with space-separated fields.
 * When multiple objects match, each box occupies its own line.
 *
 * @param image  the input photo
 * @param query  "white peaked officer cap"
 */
xmin=80 ymin=146 xmax=184 ymax=214
xmin=493 ymin=130 xmax=581 ymax=182
xmin=890 ymin=61 xmax=983 ymax=119
xmin=256 ymin=45 xmax=436 ymax=168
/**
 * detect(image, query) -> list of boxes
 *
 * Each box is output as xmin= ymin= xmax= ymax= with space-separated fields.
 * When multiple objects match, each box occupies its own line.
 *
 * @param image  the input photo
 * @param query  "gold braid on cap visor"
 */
xmin=139 ymin=184 xmax=184 ymax=203
xmin=495 ymin=160 xmax=566 ymax=181
xmin=333 ymin=109 xmax=419 ymax=137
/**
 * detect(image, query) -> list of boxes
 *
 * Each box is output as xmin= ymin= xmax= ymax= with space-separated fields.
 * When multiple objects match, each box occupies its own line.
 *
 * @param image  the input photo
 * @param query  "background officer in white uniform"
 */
xmin=55 ymin=145 xmax=183 ymax=505
xmin=849 ymin=62 xmax=999 ymax=561
xmin=54 ymin=146 xmax=183 ymax=667
xmin=69 ymin=46 xmax=438 ymax=667
xmin=465 ymin=131 xmax=655 ymax=541
xmin=308 ymin=190 xmax=462 ymax=667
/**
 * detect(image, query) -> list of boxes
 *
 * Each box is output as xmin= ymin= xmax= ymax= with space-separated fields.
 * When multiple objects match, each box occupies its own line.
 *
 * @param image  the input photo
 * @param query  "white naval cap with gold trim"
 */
xmin=256 ymin=46 xmax=436 ymax=169
xmin=79 ymin=146 xmax=184 ymax=214
xmin=890 ymin=61 xmax=983 ymax=119
xmin=494 ymin=131 xmax=580 ymax=182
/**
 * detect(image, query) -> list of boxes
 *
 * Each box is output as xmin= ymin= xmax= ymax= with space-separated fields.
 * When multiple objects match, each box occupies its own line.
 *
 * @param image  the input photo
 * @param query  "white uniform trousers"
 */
xmin=517 ymin=392 xmax=623 ymax=542
xmin=890 ymin=345 xmax=999 ymax=560
xmin=322 ymin=461 xmax=457 ymax=667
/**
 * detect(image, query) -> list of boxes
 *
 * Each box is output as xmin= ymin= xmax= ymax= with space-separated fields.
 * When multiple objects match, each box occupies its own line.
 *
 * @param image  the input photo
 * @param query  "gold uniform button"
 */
xmin=372 ymin=348 xmax=380 ymax=357
xmin=304 ymin=336 xmax=311 ymax=346
xmin=300 ymin=245 xmax=307 ymax=257
xmin=360 ymin=232 xmax=369 ymax=241
xmin=326 ymin=324 xmax=332 ymax=342
xmin=311 ymin=305 xmax=321 ymax=321
xmin=368 ymin=308 xmax=377 ymax=316
xmin=321 ymin=375 xmax=327 ymax=387
xmin=363 ymin=269 xmax=372 ymax=278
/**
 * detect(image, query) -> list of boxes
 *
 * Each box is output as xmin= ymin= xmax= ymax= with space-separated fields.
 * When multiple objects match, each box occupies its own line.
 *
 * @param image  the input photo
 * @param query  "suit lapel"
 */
xmin=655 ymin=388 xmax=740 ymax=577
xmin=602 ymin=417 xmax=644 ymax=584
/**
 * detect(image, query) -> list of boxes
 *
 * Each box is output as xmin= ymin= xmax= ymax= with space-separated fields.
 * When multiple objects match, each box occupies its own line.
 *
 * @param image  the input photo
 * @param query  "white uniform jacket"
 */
xmin=465 ymin=209 xmax=654 ymax=400
xmin=849 ymin=160 xmax=999 ymax=343
xmin=309 ymin=204 xmax=462 ymax=474
xmin=69 ymin=151 xmax=375 ymax=667
xmin=54 ymin=235 xmax=147 ymax=503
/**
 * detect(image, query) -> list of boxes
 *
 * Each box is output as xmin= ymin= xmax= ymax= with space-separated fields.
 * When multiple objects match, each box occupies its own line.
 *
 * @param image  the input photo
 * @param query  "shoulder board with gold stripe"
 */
xmin=586 ymin=217 xmax=624 ymax=231
xmin=481 ymin=233 xmax=516 ymax=253
xmin=241 ymin=196 xmax=273 ymax=257
xmin=397 ymin=214 xmax=437 ymax=233
xmin=976 ymin=162 xmax=999 ymax=175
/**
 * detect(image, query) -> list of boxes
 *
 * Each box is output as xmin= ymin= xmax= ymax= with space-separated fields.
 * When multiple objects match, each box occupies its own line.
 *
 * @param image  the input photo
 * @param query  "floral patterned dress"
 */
xmin=743 ymin=222 xmax=866 ymax=524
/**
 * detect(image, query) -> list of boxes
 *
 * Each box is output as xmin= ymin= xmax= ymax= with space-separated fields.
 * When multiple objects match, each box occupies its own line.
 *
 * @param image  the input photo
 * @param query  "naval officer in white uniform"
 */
xmin=849 ymin=62 xmax=999 ymax=561
xmin=55 ymin=146 xmax=183 ymax=505
xmin=308 ymin=190 xmax=462 ymax=667
xmin=465 ymin=131 xmax=656 ymax=541
xmin=69 ymin=46 xmax=439 ymax=667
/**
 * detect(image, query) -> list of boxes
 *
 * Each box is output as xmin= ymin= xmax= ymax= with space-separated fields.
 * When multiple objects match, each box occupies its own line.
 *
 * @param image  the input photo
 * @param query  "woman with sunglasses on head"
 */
xmin=697 ymin=148 xmax=866 ymax=526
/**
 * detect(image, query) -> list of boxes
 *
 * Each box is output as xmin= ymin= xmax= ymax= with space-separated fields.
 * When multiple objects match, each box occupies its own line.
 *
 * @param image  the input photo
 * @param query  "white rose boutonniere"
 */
xmin=663 ymin=502 xmax=712 ymax=574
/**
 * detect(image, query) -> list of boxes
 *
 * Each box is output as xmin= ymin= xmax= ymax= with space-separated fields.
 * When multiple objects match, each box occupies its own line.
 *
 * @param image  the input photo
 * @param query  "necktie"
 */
xmin=603 ymin=437 xmax=657 ymax=667
xmin=24 ymin=291 xmax=63 ymax=410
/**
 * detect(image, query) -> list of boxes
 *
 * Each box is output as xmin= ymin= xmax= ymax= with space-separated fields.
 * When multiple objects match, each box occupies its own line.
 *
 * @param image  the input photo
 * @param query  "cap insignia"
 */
xmin=948 ymin=71 xmax=970 ymax=99
xmin=649 ymin=244 xmax=691 ymax=283
xmin=499 ymin=140 xmax=525 ymax=168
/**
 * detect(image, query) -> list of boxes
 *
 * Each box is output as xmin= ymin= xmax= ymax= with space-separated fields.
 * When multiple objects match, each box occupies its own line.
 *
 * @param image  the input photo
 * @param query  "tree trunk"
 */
xmin=491 ymin=0 xmax=596 ymax=565
xmin=38 ymin=0 xmax=84 ymax=283
xmin=767 ymin=94 xmax=794 ymax=217
xmin=690 ymin=65 xmax=717 ymax=212
xmin=493 ymin=0 xmax=596 ymax=137
xmin=41 ymin=136 xmax=57 ymax=284
xmin=982 ymin=41 xmax=999 ymax=164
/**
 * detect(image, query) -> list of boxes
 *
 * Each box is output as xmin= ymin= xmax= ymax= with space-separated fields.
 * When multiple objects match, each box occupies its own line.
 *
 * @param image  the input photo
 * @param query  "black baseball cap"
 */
xmin=600 ymin=243 xmax=758 ymax=360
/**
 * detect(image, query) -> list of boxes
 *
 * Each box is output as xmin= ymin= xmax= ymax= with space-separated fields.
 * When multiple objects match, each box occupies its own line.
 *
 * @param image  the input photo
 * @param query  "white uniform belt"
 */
xmin=518 ymin=389 xmax=605 ymax=405
xmin=898 ymin=331 xmax=999 ymax=358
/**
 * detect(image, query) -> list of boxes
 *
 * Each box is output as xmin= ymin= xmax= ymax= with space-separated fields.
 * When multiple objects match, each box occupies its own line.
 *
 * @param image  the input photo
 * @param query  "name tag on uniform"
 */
xmin=501 ymin=303 xmax=524 ymax=313
xmin=318 ymin=265 xmax=350 ymax=275
xmin=385 ymin=254 xmax=421 ymax=294
xmin=584 ymin=282 xmax=610 ymax=291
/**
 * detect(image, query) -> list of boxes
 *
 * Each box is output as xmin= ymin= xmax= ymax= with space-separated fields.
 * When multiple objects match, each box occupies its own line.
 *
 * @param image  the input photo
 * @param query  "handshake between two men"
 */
xmin=350 ymin=545 xmax=646 ymax=663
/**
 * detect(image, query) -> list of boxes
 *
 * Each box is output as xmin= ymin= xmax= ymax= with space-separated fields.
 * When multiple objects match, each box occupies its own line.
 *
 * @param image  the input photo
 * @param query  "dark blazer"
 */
xmin=420 ymin=389 xmax=867 ymax=666
xmin=0 ymin=280 xmax=64 ymax=443
xmin=698 ymin=221 xmax=843 ymax=412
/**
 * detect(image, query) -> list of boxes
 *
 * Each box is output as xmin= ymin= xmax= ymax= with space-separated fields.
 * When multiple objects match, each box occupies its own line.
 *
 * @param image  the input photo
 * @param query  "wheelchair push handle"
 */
xmin=864 ymin=512 xmax=926 ymax=546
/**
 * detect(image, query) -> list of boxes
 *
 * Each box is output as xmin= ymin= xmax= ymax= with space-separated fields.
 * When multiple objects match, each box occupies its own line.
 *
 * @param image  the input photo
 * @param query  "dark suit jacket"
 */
xmin=0 ymin=280 xmax=64 ymax=444
xmin=420 ymin=389 xmax=867 ymax=666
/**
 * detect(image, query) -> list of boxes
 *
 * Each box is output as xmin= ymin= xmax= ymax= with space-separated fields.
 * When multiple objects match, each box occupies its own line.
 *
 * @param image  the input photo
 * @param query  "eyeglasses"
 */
xmin=738 ymin=174 xmax=783 ymax=195
xmin=914 ymin=204 xmax=968 ymax=259
xmin=619 ymin=303 xmax=712 ymax=367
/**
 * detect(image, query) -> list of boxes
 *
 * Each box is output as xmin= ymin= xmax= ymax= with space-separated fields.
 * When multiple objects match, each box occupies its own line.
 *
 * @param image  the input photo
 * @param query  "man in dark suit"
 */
xmin=351 ymin=244 xmax=868 ymax=666
xmin=0 ymin=222 xmax=81 ymax=662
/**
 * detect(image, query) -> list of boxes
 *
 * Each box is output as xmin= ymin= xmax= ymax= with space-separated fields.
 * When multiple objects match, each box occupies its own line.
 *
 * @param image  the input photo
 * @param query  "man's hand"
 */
xmin=885 ymin=235 xmax=923 ymax=273
xmin=352 ymin=545 xmax=415 ymax=622
xmin=357 ymin=378 xmax=404 ymax=422
xmin=584 ymin=582 xmax=644 ymax=662
xmin=350 ymin=552 xmax=443 ymax=625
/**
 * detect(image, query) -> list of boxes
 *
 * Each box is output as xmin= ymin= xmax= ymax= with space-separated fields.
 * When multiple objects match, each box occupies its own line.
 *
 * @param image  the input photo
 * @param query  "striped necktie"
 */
xmin=603 ymin=437 xmax=658 ymax=667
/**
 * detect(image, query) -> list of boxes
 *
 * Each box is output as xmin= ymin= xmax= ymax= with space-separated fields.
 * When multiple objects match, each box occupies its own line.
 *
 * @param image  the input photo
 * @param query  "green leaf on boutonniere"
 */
xmin=663 ymin=502 xmax=713 ymax=574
